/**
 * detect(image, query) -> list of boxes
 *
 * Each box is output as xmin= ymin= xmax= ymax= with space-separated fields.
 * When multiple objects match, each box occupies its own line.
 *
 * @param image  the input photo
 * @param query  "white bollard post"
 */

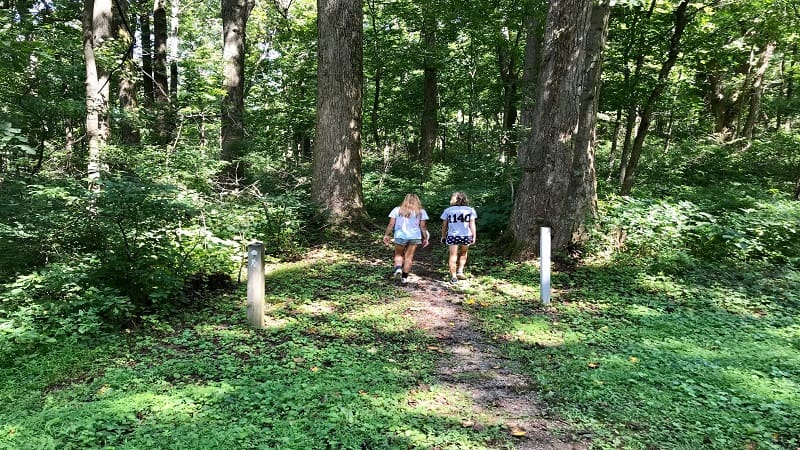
xmin=540 ymin=227 xmax=551 ymax=305
xmin=247 ymin=242 xmax=265 ymax=329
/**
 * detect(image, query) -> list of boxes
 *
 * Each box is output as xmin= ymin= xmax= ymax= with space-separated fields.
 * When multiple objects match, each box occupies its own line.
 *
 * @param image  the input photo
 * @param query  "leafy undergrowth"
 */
xmin=0 ymin=244 xmax=513 ymax=450
xmin=465 ymin=252 xmax=800 ymax=449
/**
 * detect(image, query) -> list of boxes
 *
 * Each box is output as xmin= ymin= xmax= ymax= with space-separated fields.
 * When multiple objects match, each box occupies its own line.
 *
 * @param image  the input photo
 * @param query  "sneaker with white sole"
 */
xmin=449 ymin=277 xmax=458 ymax=285
xmin=456 ymin=272 xmax=466 ymax=280
xmin=392 ymin=267 xmax=402 ymax=279
xmin=401 ymin=277 xmax=409 ymax=284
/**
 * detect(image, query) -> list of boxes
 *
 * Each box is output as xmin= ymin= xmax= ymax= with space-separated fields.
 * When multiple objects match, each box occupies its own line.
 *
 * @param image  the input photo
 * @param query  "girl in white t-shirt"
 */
xmin=440 ymin=192 xmax=477 ymax=284
xmin=382 ymin=193 xmax=430 ymax=284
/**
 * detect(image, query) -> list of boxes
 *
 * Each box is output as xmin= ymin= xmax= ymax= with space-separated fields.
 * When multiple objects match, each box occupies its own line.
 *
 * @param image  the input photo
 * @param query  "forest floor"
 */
xmin=396 ymin=244 xmax=589 ymax=450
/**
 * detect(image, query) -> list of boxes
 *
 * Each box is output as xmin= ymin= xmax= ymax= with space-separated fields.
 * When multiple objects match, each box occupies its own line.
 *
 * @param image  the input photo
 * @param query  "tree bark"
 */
xmin=83 ymin=0 xmax=114 ymax=184
xmin=742 ymin=42 xmax=775 ymax=140
xmin=117 ymin=0 xmax=140 ymax=144
xmin=153 ymin=0 xmax=170 ymax=144
xmin=498 ymin=24 xmax=521 ymax=160
xmin=139 ymin=9 xmax=154 ymax=103
xmin=567 ymin=0 xmax=609 ymax=239
xmin=419 ymin=10 xmax=438 ymax=167
xmin=621 ymin=0 xmax=690 ymax=195
xmin=506 ymin=0 xmax=594 ymax=258
xmin=221 ymin=0 xmax=255 ymax=181
xmin=312 ymin=0 xmax=368 ymax=226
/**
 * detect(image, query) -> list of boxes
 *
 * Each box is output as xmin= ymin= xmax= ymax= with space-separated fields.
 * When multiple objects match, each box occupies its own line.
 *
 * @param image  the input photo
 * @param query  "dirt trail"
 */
xmin=398 ymin=244 xmax=588 ymax=450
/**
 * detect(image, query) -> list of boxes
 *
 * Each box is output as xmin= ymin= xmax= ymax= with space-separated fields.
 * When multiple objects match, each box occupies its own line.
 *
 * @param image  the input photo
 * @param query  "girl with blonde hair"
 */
xmin=383 ymin=193 xmax=430 ymax=284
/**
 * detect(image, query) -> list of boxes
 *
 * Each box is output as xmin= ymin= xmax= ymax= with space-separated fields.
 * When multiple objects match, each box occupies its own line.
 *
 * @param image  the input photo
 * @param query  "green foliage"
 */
xmin=0 ymin=247 xmax=512 ymax=449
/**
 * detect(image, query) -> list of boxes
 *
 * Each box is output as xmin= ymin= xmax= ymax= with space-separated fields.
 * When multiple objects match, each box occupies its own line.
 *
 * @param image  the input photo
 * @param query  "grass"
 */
xmin=0 ymin=245 xmax=514 ymax=450
xmin=4 ymin=239 xmax=797 ymax=449
xmin=465 ymin=251 xmax=800 ymax=449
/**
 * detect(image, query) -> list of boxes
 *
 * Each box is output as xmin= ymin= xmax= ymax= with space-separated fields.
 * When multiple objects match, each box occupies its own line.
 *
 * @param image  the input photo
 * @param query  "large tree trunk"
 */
xmin=567 ymin=0 xmax=610 ymax=239
xmin=742 ymin=42 xmax=775 ymax=140
xmin=419 ymin=10 xmax=438 ymax=167
xmin=83 ymin=0 xmax=114 ymax=184
xmin=220 ymin=0 xmax=255 ymax=181
xmin=621 ymin=0 xmax=690 ymax=195
xmin=312 ymin=0 xmax=368 ymax=226
xmin=153 ymin=0 xmax=170 ymax=144
xmin=518 ymin=7 xmax=544 ymax=132
xmin=505 ymin=0 xmax=594 ymax=258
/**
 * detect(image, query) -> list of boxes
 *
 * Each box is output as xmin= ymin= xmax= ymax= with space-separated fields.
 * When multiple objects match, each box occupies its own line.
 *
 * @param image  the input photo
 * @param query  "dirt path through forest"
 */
xmin=397 ymin=244 xmax=588 ymax=450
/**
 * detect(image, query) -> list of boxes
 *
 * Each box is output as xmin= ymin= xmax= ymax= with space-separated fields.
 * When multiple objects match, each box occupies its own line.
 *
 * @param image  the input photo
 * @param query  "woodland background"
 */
xmin=1 ymin=0 xmax=799 ymax=448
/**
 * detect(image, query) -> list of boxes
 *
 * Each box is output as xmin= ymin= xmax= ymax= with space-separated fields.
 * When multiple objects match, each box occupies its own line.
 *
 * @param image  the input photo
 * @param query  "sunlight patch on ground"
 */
xmin=483 ymin=277 xmax=538 ymax=301
xmin=346 ymin=300 xmax=416 ymax=333
xmin=294 ymin=300 xmax=338 ymax=316
xmin=503 ymin=318 xmax=565 ymax=347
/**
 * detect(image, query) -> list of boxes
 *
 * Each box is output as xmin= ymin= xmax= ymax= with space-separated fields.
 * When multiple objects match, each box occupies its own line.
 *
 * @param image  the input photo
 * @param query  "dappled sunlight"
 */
xmin=482 ymin=275 xmax=539 ymax=301
xmin=505 ymin=317 xmax=566 ymax=347
xmin=346 ymin=300 xmax=417 ymax=334
xmin=294 ymin=300 xmax=338 ymax=316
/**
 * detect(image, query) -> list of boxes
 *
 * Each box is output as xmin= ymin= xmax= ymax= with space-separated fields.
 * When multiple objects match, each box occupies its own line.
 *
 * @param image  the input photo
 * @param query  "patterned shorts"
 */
xmin=445 ymin=235 xmax=473 ymax=246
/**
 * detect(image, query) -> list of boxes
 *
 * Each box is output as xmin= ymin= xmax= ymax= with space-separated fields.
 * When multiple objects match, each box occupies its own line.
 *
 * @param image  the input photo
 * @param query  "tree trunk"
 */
xmin=83 ymin=0 xmax=114 ymax=185
xmin=419 ymin=11 xmax=438 ymax=168
xmin=153 ymin=0 xmax=170 ymax=144
xmin=617 ymin=0 xmax=654 ymax=186
xmin=220 ymin=0 xmax=255 ymax=181
xmin=519 ymin=10 xmax=543 ymax=133
xmin=498 ymin=24 xmax=522 ymax=159
xmin=313 ymin=0 xmax=368 ymax=226
xmin=506 ymin=0 xmax=594 ymax=258
xmin=140 ymin=9 xmax=154 ymax=103
xmin=567 ymin=0 xmax=609 ymax=238
xmin=621 ymin=0 xmax=690 ymax=195
xmin=116 ymin=0 xmax=140 ymax=144
xmin=170 ymin=0 xmax=179 ymax=102
xmin=743 ymin=42 xmax=775 ymax=140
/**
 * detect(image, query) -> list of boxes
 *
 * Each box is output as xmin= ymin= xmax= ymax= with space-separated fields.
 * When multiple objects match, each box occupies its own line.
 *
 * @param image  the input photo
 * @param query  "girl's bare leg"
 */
xmin=457 ymin=245 xmax=469 ymax=274
xmin=393 ymin=245 xmax=406 ymax=268
xmin=448 ymin=245 xmax=459 ymax=277
xmin=402 ymin=244 xmax=418 ymax=273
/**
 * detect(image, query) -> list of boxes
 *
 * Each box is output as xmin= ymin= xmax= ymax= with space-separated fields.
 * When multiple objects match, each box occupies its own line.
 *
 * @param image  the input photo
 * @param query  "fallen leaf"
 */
xmin=461 ymin=420 xmax=475 ymax=428
xmin=310 ymin=366 xmax=319 ymax=372
xmin=587 ymin=362 xmax=600 ymax=369
xmin=509 ymin=426 xmax=526 ymax=437
xmin=629 ymin=356 xmax=639 ymax=364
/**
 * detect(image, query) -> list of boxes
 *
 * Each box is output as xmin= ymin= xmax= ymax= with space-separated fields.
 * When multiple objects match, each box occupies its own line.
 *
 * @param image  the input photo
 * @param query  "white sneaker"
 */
xmin=392 ymin=267 xmax=402 ymax=279
xmin=456 ymin=272 xmax=466 ymax=280
xmin=401 ymin=277 xmax=409 ymax=284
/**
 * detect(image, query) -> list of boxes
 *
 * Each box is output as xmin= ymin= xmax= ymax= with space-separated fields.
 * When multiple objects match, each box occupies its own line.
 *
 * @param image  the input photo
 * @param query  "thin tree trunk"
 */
xmin=419 ymin=10 xmax=438 ymax=168
xmin=140 ymin=9 xmax=154 ymax=103
xmin=743 ymin=42 xmax=775 ymax=140
xmin=153 ymin=0 xmax=170 ymax=144
xmin=220 ymin=0 xmax=255 ymax=180
xmin=312 ymin=0 xmax=368 ymax=226
xmin=117 ymin=0 xmax=140 ymax=144
xmin=170 ymin=0 xmax=179 ymax=102
xmin=617 ymin=0 xmax=654 ymax=186
xmin=498 ymin=24 xmax=521 ymax=159
xmin=621 ymin=0 xmax=690 ymax=195
xmin=83 ymin=0 xmax=114 ymax=185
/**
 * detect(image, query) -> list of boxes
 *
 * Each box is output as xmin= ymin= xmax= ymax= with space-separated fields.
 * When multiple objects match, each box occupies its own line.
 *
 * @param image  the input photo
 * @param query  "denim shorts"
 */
xmin=394 ymin=238 xmax=422 ymax=246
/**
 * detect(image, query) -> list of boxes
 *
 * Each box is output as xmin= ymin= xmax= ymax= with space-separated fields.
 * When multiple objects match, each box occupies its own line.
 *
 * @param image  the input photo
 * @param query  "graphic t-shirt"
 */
xmin=389 ymin=207 xmax=429 ymax=240
xmin=440 ymin=206 xmax=477 ymax=237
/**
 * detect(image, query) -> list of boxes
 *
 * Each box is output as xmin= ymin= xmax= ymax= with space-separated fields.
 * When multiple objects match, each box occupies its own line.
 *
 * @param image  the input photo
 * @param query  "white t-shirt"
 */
xmin=441 ymin=206 xmax=477 ymax=237
xmin=389 ymin=207 xmax=429 ymax=240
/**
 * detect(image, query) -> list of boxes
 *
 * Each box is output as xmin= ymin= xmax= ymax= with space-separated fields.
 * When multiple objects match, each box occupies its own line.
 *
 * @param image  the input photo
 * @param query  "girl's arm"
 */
xmin=383 ymin=218 xmax=396 ymax=245
xmin=469 ymin=218 xmax=477 ymax=244
xmin=420 ymin=220 xmax=429 ymax=247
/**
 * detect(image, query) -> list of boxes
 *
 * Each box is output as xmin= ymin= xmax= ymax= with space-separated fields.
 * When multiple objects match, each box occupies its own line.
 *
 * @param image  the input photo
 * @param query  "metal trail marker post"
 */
xmin=247 ymin=242 xmax=265 ymax=329
xmin=540 ymin=227 xmax=551 ymax=305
